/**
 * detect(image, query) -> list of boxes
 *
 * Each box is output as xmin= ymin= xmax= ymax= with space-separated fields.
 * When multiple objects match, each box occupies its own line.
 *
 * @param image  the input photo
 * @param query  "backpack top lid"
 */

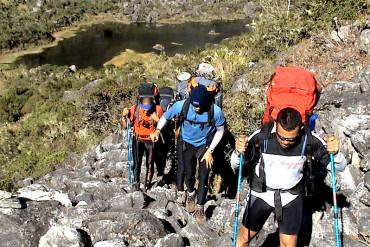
xmin=262 ymin=66 xmax=321 ymax=125
xmin=159 ymin=87 xmax=175 ymax=111
xmin=196 ymin=63 xmax=214 ymax=77
xmin=177 ymin=72 xmax=191 ymax=82
xmin=159 ymin=87 xmax=175 ymax=98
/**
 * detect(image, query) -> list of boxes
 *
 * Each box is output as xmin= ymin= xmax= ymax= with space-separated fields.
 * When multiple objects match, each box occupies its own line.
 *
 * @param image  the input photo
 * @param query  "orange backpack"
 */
xmin=262 ymin=67 xmax=321 ymax=125
xmin=189 ymin=76 xmax=219 ymax=95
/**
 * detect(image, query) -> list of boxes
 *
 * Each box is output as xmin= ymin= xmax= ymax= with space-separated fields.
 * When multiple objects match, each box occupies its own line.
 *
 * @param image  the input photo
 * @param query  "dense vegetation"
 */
xmin=0 ymin=0 xmax=123 ymax=51
xmin=0 ymin=0 xmax=368 ymax=190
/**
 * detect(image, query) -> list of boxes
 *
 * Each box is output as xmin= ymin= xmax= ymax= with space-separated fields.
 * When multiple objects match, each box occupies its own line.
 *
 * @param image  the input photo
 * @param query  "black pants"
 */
xmin=182 ymin=141 xmax=210 ymax=206
xmin=132 ymin=136 xmax=155 ymax=191
xmin=155 ymin=125 xmax=176 ymax=179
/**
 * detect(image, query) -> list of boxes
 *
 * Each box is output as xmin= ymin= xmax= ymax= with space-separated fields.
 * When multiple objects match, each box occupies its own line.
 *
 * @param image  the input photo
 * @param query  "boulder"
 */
xmin=87 ymin=211 xmax=166 ymax=245
xmin=331 ymin=25 xmax=355 ymax=42
xmin=360 ymin=153 xmax=370 ymax=172
xmin=360 ymin=29 xmax=370 ymax=54
xmin=358 ymin=207 xmax=370 ymax=240
xmin=145 ymin=10 xmax=159 ymax=23
xmin=0 ymin=190 xmax=12 ymax=200
xmin=230 ymin=75 xmax=249 ymax=94
xmin=38 ymin=226 xmax=86 ymax=247
xmin=243 ymin=1 xmax=256 ymax=18
xmin=94 ymin=239 xmax=127 ymax=247
xmin=208 ymin=199 xmax=234 ymax=234
xmin=0 ymin=213 xmax=32 ymax=247
xmin=17 ymin=184 xmax=72 ymax=207
xmin=365 ymin=171 xmax=370 ymax=191
xmin=355 ymin=65 xmax=370 ymax=93
xmin=154 ymin=233 xmax=184 ymax=247
xmin=0 ymin=199 xmax=22 ymax=209
xmin=180 ymin=222 xmax=217 ymax=246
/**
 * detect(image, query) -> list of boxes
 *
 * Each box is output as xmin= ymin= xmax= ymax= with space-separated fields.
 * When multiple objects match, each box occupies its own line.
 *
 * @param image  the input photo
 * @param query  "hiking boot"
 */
xmin=176 ymin=191 xmax=186 ymax=205
xmin=185 ymin=191 xmax=196 ymax=213
xmin=131 ymin=183 xmax=140 ymax=192
xmin=144 ymin=183 xmax=152 ymax=193
xmin=194 ymin=205 xmax=206 ymax=225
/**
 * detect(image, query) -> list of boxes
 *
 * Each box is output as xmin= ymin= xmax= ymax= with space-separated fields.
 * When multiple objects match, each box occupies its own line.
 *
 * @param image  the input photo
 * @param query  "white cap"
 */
xmin=197 ymin=63 xmax=214 ymax=75
xmin=177 ymin=72 xmax=191 ymax=81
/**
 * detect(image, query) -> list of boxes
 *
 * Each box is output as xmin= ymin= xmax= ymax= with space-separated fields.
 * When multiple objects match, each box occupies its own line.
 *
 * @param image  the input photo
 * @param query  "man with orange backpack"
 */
xmin=121 ymin=82 xmax=163 ymax=192
xmin=230 ymin=67 xmax=347 ymax=247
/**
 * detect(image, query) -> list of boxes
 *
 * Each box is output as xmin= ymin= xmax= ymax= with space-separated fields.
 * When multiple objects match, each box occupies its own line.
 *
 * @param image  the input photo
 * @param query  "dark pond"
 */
xmin=16 ymin=19 xmax=250 ymax=68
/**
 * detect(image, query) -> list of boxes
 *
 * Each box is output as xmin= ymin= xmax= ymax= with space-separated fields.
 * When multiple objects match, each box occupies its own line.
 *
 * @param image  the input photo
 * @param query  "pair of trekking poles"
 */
xmin=231 ymin=153 xmax=341 ymax=247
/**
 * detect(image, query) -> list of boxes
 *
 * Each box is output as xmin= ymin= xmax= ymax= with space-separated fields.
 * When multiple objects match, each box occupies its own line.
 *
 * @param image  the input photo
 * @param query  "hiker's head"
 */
xmin=139 ymin=97 xmax=154 ymax=111
xmin=177 ymin=72 xmax=191 ymax=83
xmin=276 ymin=108 xmax=302 ymax=149
xmin=190 ymin=85 xmax=211 ymax=113
xmin=141 ymin=97 xmax=153 ymax=105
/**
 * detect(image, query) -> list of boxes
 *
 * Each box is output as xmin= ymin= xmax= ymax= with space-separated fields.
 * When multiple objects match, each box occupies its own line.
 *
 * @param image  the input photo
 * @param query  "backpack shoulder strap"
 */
xmin=179 ymin=99 xmax=191 ymax=125
xmin=208 ymin=103 xmax=215 ymax=127
xmin=256 ymin=121 xmax=274 ymax=193
xmin=304 ymin=126 xmax=314 ymax=196
xmin=133 ymin=104 xmax=139 ymax=122
xmin=260 ymin=121 xmax=274 ymax=152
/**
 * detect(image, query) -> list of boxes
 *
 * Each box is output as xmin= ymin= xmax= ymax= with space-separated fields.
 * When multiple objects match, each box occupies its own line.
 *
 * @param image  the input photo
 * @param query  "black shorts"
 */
xmin=242 ymin=194 xmax=303 ymax=235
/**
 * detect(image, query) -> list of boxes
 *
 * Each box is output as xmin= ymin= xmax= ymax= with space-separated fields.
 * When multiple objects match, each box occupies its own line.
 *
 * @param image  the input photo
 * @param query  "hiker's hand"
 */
xmin=122 ymin=107 xmax=129 ymax=117
xmin=235 ymin=135 xmax=248 ymax=154
xmin=151 ymin=112 xmax=159 ymax=122
xmin=325 ymin=135 xmax=339 ymax=155
xmin=201 ymin=149 xmax=214 ymax=169
xmin=150 ymin=130 xmax=160 ymax=143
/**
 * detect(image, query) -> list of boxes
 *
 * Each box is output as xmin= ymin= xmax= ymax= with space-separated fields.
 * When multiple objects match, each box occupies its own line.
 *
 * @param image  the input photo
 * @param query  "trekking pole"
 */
xmin=126 ymin=116 xmax=133 ymax=184
xmin=330 ymin=153 xmax=341 ymax=247
xmin=232 ymin=154 xmax=244 ymax=247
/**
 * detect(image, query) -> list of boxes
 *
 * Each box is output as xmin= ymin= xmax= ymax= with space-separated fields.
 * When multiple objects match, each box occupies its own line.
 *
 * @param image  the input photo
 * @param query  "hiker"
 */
xmin=155 ymin=86 xmax=177 ymax=186
xmin=173 ymin=71 xmax=192 ymax=201
xmin=175 ymin=71 xmax=191 ymax=100
xmin=121 ymin=83 xmax=163 ymax=192
xmin=151 ymin=85 xmax=226 ymax=224
xmin=232 ymin=107 xmax=347 ymax=247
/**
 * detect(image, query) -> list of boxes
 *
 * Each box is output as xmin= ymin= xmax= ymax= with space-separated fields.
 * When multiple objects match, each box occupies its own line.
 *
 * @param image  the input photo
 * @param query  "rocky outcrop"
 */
xmin=314 ymin=66 xmax=370 ymax=244
xmin=38 ymin=226 xmax=88 ymax=247
xmin=360 ymin=29 xmax=370 ymax=54
xmin=122 ymin=0 xmax=250 ymax=23
xmin=63 ymin=79 xmax=103 ymax=102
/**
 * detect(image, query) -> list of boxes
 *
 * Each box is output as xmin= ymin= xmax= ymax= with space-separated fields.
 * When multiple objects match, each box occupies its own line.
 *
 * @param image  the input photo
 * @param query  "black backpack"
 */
xmin=159 ymin=87 xmax=175 ymax=111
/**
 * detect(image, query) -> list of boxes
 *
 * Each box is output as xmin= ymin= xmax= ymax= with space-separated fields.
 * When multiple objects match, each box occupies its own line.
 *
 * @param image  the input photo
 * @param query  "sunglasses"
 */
xmin=276 ymin=131 xmax=299 ymax=143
